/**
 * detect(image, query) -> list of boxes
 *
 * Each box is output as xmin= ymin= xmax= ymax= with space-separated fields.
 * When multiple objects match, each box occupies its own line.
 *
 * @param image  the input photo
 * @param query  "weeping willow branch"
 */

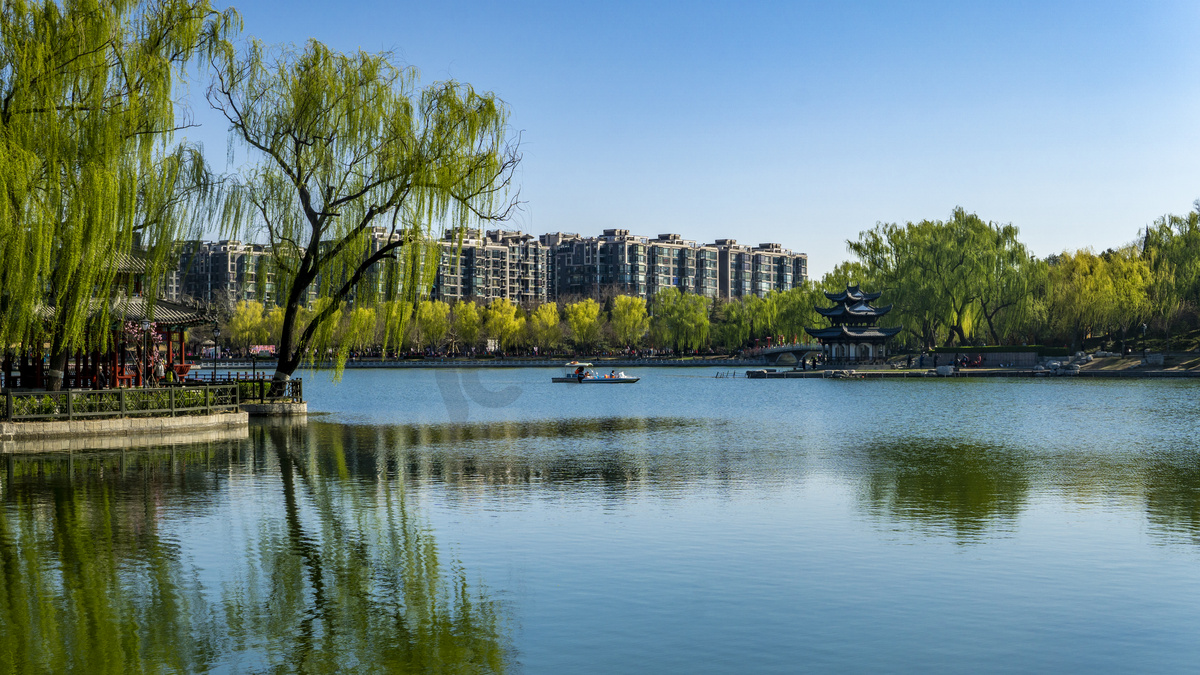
xmin=209 ymin=38 xmax=520 ymax=381
xmin=0 ymin=0 xmax=241 ymax=390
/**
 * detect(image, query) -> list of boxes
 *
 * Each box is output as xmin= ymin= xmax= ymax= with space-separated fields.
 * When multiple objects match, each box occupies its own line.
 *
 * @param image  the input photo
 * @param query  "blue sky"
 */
xmin=184 ymin=1 xmax=1200 ymax=276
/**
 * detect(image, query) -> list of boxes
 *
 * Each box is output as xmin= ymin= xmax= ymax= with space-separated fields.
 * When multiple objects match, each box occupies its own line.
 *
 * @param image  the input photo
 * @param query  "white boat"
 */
xmin=552 ymin=361 xmax=640 ymax=383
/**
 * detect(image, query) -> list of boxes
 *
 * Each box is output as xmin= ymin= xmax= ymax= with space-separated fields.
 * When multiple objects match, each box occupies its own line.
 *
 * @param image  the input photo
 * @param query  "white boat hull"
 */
xmin=552 ymin=376 xmax=640 ymax=383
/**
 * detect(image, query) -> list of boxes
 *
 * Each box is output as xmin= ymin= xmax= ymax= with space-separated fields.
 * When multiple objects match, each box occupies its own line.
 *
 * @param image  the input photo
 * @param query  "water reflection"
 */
xmin=311 ymin=413 xmax=1200 ymax=548
xmin=0 ymin=449 xmax=223 ymax=673
xmin=296 ymin=417 xmax=738 ymax=495
xmin=855 ymin=441 xmax=1031 ymax=540
xmin=1143 ymin=453 xmax=1200 ymax=545
xmin=0 ymin=429 xmax=509 ymax=673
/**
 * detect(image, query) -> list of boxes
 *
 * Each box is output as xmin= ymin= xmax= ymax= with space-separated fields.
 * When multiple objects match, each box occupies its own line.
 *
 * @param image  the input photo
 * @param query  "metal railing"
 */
xmin=235 ymin=378 xmax=303 ymax=404
xmin=3 ymin=384 xmax=240 ymax=422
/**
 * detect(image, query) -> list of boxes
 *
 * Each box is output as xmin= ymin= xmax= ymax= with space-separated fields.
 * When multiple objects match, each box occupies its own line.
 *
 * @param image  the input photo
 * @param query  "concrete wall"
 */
xmin=240 ymin=402 xmax=307 ymax=417
xmin=1 ymin=411 xmax=249 ymax=448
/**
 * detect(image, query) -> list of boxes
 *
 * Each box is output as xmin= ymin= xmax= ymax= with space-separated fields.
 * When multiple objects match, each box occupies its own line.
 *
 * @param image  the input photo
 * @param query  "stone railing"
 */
xmin=3 ymin=384 xmax=240 ymax=423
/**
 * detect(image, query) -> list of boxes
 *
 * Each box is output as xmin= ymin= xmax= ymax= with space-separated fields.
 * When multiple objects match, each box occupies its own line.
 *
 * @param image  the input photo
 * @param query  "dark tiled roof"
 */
xmin=815 ymin=302 xmax=893 ymax=318
xmin=113 ymin=251 xmax=149 ymax=273
xmin=38 ymin=296 xmax=214 ymax=328
xmin=823 ymin=284 xmax=883 ymax=303
xmin=805 ymin=325 xmax=902 ymax=341
xmin=112 ymin=297 xmax=213 ymax=327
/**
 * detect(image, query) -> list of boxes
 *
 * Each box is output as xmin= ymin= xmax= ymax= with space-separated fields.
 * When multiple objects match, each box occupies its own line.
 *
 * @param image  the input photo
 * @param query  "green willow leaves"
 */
xmin=209 ymin=39 xmax=519 ymax=382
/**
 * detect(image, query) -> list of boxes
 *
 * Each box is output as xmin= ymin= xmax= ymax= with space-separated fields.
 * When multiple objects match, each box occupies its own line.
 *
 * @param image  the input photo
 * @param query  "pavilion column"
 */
xmin=111 ymin=331 xmax=119 ymax=389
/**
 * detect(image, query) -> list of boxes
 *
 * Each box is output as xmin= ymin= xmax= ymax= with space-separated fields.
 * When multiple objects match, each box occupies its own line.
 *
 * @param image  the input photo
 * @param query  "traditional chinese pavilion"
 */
xmin=2 ymin=252 xmax=213 ymax=390
xmin=805 ymin=284 xmax=900 ymax=363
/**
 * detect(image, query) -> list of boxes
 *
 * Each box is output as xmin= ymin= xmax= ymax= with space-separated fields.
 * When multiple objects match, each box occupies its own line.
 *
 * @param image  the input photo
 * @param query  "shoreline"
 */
xmin=192 ymin=357 xmax=1200 ymax=378
xmin=200 ymin=358 xmax=767 ymax=369
xmin=746 ymin=368 xmax=1200 ymax=379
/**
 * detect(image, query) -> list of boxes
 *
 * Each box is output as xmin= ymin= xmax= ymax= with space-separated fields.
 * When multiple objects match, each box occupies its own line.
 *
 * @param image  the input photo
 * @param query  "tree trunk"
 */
xmin=1165 ymin=315 xmax=1171 ymax=356
xmin=44 ymin=327 xmax=70 ymax=391
xmin=983 ymin=310 xmax=1001 ymax=346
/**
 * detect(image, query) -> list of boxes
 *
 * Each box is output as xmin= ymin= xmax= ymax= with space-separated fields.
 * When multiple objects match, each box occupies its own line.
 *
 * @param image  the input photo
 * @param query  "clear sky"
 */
xmin=183 ymin=0 xmax=1200 ymax=277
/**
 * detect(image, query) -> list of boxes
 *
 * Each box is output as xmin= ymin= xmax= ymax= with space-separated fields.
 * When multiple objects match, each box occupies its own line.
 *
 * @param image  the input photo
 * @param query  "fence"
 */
xmin=235 ymin=378 xmax=303 ymax=404
xmin=3 ymin=384 xmax=240 ymax=423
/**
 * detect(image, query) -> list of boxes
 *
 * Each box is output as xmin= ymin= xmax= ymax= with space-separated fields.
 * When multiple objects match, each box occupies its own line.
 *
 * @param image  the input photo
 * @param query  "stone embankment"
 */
xmin=240 ymin=402 xmax=307 ymax=416
xmin=746 ymin=353 xmax=1200 ymax=379
xmin=1 ymin=411 xmax=249 ymax=451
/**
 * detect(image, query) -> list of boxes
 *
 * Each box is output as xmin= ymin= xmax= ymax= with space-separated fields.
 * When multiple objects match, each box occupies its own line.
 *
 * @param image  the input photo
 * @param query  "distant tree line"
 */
xmin=844 ymin=206 xmax=1200 ymax=353
xmin=219 ymin=203 xmax=1200 ymax=359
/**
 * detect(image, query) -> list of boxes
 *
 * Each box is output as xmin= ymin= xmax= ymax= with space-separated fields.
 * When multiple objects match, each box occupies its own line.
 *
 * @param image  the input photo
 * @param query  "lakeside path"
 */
xmin=749 ymin=354 xmax=1200 ymax=379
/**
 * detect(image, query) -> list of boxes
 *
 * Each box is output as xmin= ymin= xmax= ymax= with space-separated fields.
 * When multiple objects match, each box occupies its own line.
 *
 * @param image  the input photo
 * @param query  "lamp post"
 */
xmin=212 ymin=324 xmax=221 ymax=383
xmin=1141 ymin=323 xmax=1147 ymax=359
xmin=140 ymin=320 xmax=152 ymax=387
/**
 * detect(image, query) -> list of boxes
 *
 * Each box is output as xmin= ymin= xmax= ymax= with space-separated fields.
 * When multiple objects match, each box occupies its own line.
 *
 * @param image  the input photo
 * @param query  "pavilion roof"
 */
xmin=823 ymin=284 xmax=882 ymax=303
xmin=815 ymin=301 xmax=893 ymax=318
xmin=805 ymin=325 xmax=901 ymax=341
xmin=38 ymin=296 xmax=214 ymax=328
xmin=111 ymin=250 xmax=151 ymax=274
xmin=112 ymin=296 xmax=213 ymax=327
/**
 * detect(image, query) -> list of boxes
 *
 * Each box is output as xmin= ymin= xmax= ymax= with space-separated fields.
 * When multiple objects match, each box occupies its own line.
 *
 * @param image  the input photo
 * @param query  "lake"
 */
xmin=3 ymin=368 xmax=1200 ymax=672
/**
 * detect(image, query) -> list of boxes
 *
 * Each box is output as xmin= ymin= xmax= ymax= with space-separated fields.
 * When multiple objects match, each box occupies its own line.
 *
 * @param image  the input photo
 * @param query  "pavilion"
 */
xmin=2 ymin=253 xmax=213 ymax=389
xmin=805 ymin=284 xmax=900 ymax=364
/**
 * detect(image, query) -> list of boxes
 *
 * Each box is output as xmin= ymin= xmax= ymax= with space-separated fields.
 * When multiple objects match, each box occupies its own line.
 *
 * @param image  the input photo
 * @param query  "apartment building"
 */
xmin=647 ymin=234 xmax=719 ymax=299
xmin=711 ymin=239 xmax=809 ymax=299
xmin=543 ymin=229 xmax=654 ymax=299
xmin=168 ymin=226 xmax=807 ymax=309
xmin=433 ymin=229 xmax=552 ymax=304
xmin=170 ymin=240 xmax=275 ymax=306
xmin=543 ymin=230 xmax=806 ymax=301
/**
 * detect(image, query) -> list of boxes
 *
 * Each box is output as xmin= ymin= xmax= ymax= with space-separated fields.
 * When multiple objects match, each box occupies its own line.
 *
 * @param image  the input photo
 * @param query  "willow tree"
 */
xmin=609 ymin=295 xmax=648 ymax=348
xmin=210 ymin=39 xmax=519 ymax=383
xmin=650 ymin=288 xmax=709 ymax=353
xmin=0 ymin=0 xmax=237 ymax=389
xmin=527 ymin=302 xmax=563 ymax=351
xmin=565 ymin=298 xmax=602 ymax=352
xmin=415 ymin=299 xmax=450 ymax=350
xmin=483 ymin=298 xmax=524 ymax=351
xmin=452 ymin=300 xmax=482 ymax=353
xmin=849 ymin=209 xmax=1036 ymax=348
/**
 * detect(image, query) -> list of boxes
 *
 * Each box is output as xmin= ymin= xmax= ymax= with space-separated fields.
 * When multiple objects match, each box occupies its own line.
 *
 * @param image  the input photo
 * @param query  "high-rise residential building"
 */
xmin=712 ymin=239 xmax=752 ymax=299
xmin=543 ymin=229 xmax=651 ymax=300
xmin=432 ymin=228 xmax=552 ymax=304
xmin=710 ymin=239 xmax=808 ymax=299
xmin=544 ymin=230 xmax=805 ymax=301
xmin=171 ymin=240 xmax=274 ymax=306
xmin=169 ymin=226 xmax=807 ymax=309
xmin=647 ymin=234 xmax=719 ymax=299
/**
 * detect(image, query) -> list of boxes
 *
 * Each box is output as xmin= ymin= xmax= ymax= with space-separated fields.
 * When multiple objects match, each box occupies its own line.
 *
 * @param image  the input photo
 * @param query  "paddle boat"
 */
xmin=552 ymin=362 xmax=640 ymax=383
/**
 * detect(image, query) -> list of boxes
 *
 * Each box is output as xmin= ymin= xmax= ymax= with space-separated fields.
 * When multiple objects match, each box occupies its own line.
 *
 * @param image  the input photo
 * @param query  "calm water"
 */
xmin=4 ymin=368 xmax=1200 ymax=673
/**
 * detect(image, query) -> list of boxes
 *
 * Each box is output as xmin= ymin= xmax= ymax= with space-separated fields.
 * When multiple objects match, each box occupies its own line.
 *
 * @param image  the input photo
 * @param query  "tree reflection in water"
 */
xmin=1143 ymin=452 xmax=1200 ymax=545
xmin=857 ymin=441 xmax=1031 ymax=541
xmin=0 ymin=430 xmax=509 ymax=673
